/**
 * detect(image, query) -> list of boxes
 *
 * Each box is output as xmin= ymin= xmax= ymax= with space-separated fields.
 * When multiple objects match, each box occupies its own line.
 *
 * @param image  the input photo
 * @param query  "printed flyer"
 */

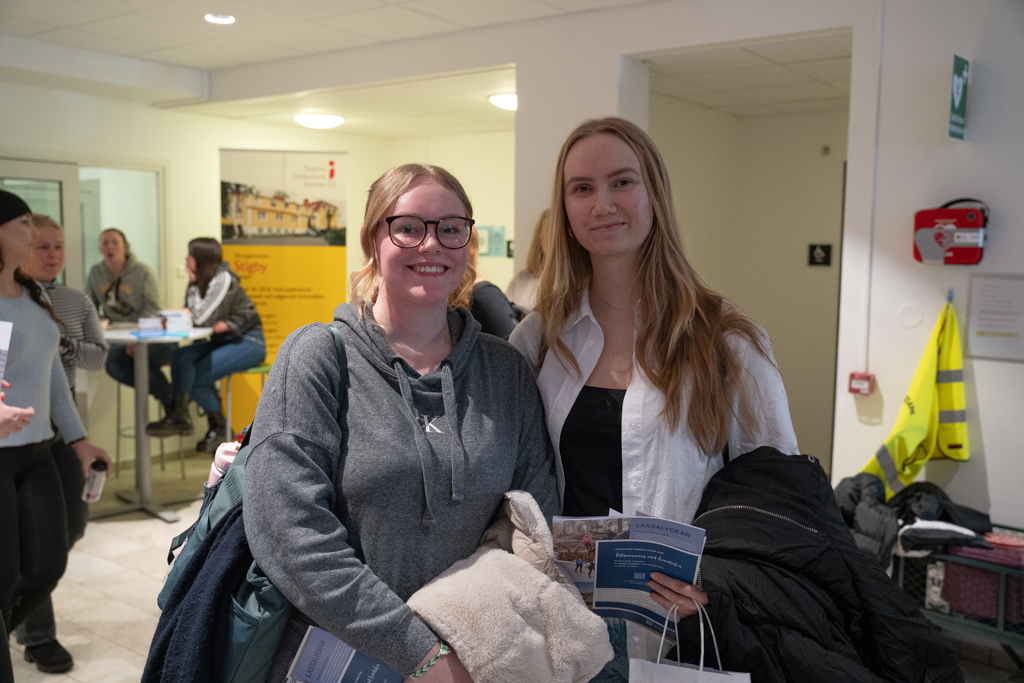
xmin=287 ymin=626 xmax=402 ymax=683
xmin=553 ymin=514 xmax=705 ymax=640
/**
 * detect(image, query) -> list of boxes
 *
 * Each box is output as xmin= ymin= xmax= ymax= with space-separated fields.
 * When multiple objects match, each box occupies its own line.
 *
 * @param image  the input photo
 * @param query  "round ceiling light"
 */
xmin=294 ymin=114 xmax=345 ymax=129
xmin=204 ymin=13 xmax=235 ymax=24
xmin=488 ymin=94 xmax=517 ymax=111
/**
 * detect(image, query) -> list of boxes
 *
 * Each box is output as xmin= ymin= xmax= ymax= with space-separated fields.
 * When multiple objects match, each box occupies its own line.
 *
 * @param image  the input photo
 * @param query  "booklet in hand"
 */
xmin=286 ymin=625 xmax=403 ymax=683
xmin=553 ymin=513 xmax=706 ymax=641
xmin=0 ymin=321 xmax=11 ymax=386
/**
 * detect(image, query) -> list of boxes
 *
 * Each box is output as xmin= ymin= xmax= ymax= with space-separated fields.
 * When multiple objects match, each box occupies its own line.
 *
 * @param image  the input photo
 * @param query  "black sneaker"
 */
xmin=146 ymin=414 xmax=193 ymax=437
xmin=24 ymin=639 xmax=74 ymax=673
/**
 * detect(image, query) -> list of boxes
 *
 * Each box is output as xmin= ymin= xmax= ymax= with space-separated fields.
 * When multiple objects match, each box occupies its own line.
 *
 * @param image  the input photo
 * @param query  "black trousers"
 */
xmin=0 ymin=441 xmax=68 ymax=636
xmin=1 ymin=615 xmax=13 ymax=683
xmin=14 ymin=436 xmax=87 ymax=646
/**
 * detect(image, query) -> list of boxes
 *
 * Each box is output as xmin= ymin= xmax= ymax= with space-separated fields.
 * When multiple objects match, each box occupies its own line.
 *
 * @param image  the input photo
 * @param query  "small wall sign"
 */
xmin=949 ymin=55 xmax=969 ymax=140
xmin=809 ymin=244 xmax=832 ymax=266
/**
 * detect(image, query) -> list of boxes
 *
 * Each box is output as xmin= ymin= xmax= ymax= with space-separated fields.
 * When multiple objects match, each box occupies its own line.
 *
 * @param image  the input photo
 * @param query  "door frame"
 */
xmin=0 ymin=157 xmax=83 ymax=288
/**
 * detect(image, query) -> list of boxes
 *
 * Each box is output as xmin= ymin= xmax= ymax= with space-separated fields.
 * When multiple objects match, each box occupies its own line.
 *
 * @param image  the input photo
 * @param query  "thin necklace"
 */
xmin=589 ymin=285 xmax=636 ymax=314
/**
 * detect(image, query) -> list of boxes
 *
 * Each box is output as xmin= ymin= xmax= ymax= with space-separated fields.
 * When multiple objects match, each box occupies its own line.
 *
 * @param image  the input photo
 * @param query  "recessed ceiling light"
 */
xmin=294 ymin=114 xmax=345 ymax=129
xmin=488 ymin=94 xmax=517 ymax=111
xmin=204 ymin=13 xmax=235 ymax=24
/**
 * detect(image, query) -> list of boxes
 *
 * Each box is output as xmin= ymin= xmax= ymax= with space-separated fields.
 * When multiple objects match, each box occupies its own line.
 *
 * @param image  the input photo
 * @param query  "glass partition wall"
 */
xmin=80 ymin=167 xmax=161 ymax=285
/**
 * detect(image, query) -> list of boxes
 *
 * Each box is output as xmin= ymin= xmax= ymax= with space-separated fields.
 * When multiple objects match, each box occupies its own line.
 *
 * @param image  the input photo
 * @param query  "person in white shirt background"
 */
xmin=510 ymin=117 xmax=799 ymax=682
xmin=505 ymin=209 xmax=549 ymax=311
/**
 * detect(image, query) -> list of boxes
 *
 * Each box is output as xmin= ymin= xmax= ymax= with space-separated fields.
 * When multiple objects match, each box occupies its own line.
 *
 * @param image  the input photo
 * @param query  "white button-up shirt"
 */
xmin=510 ymin=290 xmax=799 ymax=525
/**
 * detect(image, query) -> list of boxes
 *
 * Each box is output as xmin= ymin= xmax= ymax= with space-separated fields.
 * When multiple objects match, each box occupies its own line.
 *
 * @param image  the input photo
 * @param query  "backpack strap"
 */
xmin=326 ymin=322 xmax=349 ymax=391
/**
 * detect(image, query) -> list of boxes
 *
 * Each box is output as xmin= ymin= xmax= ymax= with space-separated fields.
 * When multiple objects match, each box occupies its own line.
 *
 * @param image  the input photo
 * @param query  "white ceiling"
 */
xmin=0 ymin=0 xmax=651 ymax=70
xmin=645 ymin=31 xmax=852 ymax=118
xmin=177 ymin=65 xmax=517 ymax=138
xmin=171 ymin=31 xmax=852 ymax=139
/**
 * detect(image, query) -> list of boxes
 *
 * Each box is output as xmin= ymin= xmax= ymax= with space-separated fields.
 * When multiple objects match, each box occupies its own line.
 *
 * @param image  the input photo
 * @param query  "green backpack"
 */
xmin=157 ymin=324 xmax=347 ymax=683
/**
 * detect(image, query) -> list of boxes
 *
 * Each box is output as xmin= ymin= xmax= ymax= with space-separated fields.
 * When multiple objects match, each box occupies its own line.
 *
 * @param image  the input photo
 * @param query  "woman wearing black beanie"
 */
xmin=0 ymin=189 xmax=111 ymax=677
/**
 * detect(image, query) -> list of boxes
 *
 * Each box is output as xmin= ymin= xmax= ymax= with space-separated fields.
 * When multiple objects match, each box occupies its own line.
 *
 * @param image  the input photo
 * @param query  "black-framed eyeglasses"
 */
xmin=384 ymin=215 xmax=474 ymax=250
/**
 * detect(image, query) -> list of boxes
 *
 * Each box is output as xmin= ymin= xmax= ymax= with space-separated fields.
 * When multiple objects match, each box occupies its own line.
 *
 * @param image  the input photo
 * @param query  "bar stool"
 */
xmin=224 ymin=363 xmax=273 ymax=442
xmin=115 ymin=382 xmax=186 ymax=480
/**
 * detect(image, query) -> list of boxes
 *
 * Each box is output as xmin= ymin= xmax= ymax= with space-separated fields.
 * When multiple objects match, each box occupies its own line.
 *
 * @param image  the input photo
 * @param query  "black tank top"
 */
xmin=559 ymin=385 xmax=625 ymax=516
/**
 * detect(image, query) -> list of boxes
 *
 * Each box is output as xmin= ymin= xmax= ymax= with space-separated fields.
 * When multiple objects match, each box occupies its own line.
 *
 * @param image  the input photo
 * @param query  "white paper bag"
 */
xmin=629 ymin=602 xmax=751 ymax=683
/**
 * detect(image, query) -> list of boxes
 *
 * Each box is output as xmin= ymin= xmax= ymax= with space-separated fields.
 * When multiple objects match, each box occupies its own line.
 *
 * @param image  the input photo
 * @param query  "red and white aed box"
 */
xmin=914 ymin=198 xmax=988 ymax=265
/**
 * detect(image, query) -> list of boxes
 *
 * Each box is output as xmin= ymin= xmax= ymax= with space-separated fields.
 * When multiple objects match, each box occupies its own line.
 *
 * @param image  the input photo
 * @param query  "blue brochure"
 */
xmin=131 ymin=330 xmax=189 ymax=339
xmin=553 ymin=514 xmax=705 ymax=640
xmin=287 ymin=626 xmax=403 ymax=683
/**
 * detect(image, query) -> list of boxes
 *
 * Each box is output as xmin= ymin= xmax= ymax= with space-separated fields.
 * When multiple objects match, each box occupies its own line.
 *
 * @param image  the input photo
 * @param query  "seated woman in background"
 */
xmin=467 ymin=230 xmax=521 ymax=340
xmin=146 ymin=238 xmax=264 ymax=452
xmin=244 ymin=164 xmax=557 ymax=681
xmin=510 ymin=118 xmax=799 ymax=681
xmin=505 ymin=209 xmax=549 ymax=310
xmin=86 ymin=228 xmax=173 ymax=416
xmin=0 ymin=191 xmax=110 ymax=678
xmin=14 ymin=214 xmax=108 ymax=674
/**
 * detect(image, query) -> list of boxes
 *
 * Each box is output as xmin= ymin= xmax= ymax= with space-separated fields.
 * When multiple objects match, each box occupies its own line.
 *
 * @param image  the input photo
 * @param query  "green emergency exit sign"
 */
xmin=949 ymin=55 xmax=969 ymax=140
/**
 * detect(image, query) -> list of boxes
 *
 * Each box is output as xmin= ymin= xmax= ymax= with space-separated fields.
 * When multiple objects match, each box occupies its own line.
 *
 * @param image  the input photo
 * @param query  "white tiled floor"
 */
xmin=5 ymin=456 xmax=1019 ymax=682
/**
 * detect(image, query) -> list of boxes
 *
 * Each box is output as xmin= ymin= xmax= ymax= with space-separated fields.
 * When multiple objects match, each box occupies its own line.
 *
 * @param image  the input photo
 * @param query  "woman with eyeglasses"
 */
xmin=511 ymin=118 xmax=798 ymax=681
xmin=243 ymin=164 xmax=558 ymax=682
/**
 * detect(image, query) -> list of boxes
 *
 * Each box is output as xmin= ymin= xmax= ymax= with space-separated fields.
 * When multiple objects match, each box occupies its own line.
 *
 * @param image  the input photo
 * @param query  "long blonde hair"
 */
xmin=525 ymin=209 xmax=549 ymax=277
xmin=350 ymin=164 xmax=476 ymax=308
xmin=536 ymin=117 xmax=770 ymax=454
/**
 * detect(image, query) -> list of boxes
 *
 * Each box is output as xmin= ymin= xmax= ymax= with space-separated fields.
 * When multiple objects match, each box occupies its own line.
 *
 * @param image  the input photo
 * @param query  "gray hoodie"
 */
xmin=243 ymin=303 xmax=559 ymax=676
xmin=86 ymin=253 xmax=160 ymax=322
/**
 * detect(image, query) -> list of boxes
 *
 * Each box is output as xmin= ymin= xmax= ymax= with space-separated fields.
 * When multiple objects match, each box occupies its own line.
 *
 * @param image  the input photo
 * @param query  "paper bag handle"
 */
xmin=654 ymin=600 xmax=723 ymax=673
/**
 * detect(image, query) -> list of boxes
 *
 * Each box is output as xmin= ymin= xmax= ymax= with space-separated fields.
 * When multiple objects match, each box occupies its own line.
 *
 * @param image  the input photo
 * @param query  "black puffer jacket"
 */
xmin=834 ymin=472 xmax=901 ymax=566
xmin=675 ymin=447 xmax=962 ymax=683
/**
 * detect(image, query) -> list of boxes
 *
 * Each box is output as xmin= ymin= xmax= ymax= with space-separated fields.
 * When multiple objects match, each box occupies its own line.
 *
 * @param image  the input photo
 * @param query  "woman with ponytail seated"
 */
xmin=146 ymin=238 xmax=264 ymax=452
xmin=0 ymin=190 xmax=110 ymax=677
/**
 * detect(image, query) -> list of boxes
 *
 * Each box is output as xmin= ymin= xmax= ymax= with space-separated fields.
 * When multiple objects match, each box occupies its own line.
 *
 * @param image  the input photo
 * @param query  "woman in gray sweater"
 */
xmin=243 ymin=165 xmax=559 ymax=682
xmin=86 ymin=228 xmax=173 ymax=414
xmin=0 ymin=191 xmax=110 ymax=678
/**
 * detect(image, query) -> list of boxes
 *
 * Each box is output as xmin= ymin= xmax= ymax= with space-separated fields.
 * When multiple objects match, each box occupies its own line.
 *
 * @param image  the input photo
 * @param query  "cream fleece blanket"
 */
xmin=407 ymin=491 xmax=613 ymax=683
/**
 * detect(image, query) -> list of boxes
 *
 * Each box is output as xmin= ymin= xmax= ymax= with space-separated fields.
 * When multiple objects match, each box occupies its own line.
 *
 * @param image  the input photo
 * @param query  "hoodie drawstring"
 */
xmin=440 ymin=363 xmax=465 ymax=504
xmin=392 ymin=360 xmax=437 ymax=527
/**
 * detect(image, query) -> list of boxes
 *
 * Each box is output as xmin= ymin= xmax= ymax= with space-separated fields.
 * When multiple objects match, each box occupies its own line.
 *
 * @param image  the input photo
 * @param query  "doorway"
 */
xmin=644 ymin=30 xmax=852 ymax=473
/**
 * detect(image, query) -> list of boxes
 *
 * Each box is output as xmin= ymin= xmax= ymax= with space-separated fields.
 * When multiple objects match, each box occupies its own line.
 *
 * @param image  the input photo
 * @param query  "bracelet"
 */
xmin=409 ymin=640 xmax=450 ymax=679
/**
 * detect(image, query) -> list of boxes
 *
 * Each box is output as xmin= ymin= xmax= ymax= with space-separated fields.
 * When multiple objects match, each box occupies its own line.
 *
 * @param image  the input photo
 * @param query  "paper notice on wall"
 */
xmin=967 ymin=274 xmax=1024 ymax=362
xmin=0 ymin=321 xmax=11 ymax=385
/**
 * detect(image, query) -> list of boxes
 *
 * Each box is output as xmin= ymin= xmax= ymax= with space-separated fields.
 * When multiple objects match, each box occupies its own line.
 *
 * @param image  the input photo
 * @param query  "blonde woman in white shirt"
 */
xmin=510 ymin=117 xmax=798 ymax=681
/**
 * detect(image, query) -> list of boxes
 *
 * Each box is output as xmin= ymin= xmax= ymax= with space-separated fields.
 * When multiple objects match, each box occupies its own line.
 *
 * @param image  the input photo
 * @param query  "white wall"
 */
xmin=650 ymin=94 xmax=848 ymax=471
xmin=392 ymin=131 xmax=516 ymax=289
xmin=732 ymin=112 xmax=848 ymax=470
xmin=832 ymin=0 xmax=1024 ymax=526
xmin=649 ymin=94 xmax=741 ymax=297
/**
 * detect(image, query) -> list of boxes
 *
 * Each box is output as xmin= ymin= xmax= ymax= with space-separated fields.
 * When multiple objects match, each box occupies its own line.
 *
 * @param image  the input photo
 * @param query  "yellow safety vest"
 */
xmin=863 ymin=302 xmax=968 ymax=499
